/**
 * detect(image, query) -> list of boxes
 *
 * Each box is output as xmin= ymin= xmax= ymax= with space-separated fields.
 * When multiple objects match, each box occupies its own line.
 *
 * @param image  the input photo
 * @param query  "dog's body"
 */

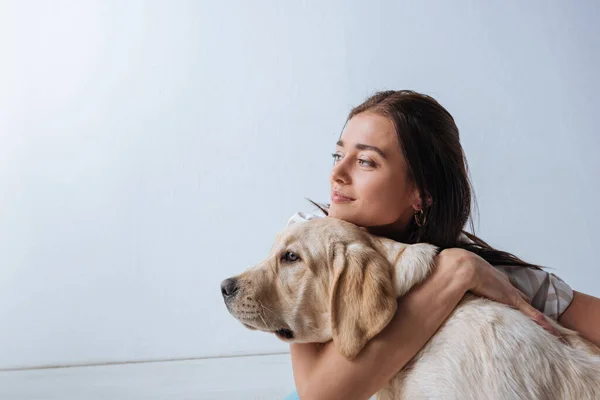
xmin=222 ymin=217 xmax=600 ymax=399
xmin=379 ymin=295 xmax=600 ymax=399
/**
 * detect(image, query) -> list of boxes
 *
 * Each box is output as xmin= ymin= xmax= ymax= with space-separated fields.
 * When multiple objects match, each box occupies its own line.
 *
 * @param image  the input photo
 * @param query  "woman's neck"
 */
xmin=366 ymin=221 xmax=414 ymax=243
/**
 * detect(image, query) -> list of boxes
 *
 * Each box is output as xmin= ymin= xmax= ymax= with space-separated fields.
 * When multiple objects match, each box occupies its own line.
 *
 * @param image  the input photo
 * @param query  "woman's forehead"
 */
xmin=340 ymin=112 xmax=400 ymax=153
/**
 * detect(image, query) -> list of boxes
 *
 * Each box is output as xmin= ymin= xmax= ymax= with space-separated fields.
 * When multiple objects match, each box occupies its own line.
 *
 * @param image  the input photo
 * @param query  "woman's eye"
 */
xmin=358 ymin=159 xmax=376 ymax=167
xmin=282 ymin=251 xmax=300 ymax=263
xmin=331 ymin=153 xmax=375 ymax=168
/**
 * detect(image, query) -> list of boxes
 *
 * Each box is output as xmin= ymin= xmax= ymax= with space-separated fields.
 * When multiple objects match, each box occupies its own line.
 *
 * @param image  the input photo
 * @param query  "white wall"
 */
xmin=0 ymin=0 xmax=598 ymax=370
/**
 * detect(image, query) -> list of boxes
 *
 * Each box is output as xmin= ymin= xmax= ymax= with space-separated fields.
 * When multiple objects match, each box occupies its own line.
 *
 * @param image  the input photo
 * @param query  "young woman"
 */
xmin=284 ymin=90 xmax=600 ymax=400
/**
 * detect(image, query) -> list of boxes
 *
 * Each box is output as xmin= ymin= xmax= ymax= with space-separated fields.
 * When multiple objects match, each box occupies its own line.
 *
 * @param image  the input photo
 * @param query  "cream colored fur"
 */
xmin=223 ymin=217 xmax=600 ymax=399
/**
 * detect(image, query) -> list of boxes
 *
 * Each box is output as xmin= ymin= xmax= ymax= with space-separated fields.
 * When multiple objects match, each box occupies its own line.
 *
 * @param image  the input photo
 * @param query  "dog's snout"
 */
xmin=221 ymin=278 xmax=239 ymax=298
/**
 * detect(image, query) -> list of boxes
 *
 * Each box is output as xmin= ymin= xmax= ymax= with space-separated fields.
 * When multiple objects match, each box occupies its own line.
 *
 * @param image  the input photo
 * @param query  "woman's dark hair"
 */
xmin=311 ymin=90 xmax=540 ymax=269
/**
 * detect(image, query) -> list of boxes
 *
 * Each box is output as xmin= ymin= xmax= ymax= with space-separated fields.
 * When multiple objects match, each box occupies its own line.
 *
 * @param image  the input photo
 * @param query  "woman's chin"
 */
xmin=327 ymin=205 xmax=346 ymax=219
xmin=328 ymin=206 xmax=361 ymax=225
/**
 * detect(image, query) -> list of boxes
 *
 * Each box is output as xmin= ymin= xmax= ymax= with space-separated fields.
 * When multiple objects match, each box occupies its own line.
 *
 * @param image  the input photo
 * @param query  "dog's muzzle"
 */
xmin=220 ymin=277 xmax=295 ymax=340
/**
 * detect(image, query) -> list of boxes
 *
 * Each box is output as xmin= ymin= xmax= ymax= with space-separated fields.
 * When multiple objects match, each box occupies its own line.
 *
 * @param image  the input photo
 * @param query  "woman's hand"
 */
xmin=438 ymin=248 xmax=560 ymax=336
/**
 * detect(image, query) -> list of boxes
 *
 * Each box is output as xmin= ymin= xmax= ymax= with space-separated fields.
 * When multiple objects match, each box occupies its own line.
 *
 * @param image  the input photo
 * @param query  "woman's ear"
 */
xmin=329 ymin=243 xmax=397 ymax=359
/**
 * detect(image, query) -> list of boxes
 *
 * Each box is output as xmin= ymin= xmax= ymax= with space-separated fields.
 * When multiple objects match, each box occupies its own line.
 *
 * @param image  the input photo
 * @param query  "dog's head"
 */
xmin=220 ymin=217 xmax=409 ymax=359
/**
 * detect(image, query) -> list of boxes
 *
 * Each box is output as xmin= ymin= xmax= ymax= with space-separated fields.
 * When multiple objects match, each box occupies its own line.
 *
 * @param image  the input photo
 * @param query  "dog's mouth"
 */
xmin=242 ymin=322 xmax=294 ymax=341
xmin=274 ymin=328 xmax=294 ymax=340
xmin=225 ymin=300 xmax=294 ymax=340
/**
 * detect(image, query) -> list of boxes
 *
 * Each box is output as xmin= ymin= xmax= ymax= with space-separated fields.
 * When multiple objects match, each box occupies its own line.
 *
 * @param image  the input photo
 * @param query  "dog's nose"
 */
xmin=221 ymin=278 xmax=239 ymax=298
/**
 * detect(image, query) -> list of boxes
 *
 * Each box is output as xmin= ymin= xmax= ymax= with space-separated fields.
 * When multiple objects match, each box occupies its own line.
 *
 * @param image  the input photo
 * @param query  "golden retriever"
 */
xmin=221 ymin=217 xmax=600 ymax=399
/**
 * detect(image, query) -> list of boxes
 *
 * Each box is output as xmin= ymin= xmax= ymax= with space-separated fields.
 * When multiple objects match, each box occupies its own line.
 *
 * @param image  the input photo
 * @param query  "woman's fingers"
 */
xmin=515 ymin=298 xmax=561 ymax=338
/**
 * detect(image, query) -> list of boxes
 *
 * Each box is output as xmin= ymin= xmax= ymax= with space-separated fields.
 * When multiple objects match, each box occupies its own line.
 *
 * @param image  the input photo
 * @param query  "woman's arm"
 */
xmin=291 ymin=249 xmax=552 ymax=400
xmin=559 ymin=290 xmax=600 ymax=346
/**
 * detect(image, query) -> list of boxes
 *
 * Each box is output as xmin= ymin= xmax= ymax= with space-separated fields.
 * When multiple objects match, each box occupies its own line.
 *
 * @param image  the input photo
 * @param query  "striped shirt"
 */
xmin=287 ymin=211 xmax=573 ymax=321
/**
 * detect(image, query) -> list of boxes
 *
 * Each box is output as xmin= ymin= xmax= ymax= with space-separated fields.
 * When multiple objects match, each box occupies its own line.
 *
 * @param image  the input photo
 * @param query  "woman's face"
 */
xmin=329 ymin=112 xmax=420 ymax=233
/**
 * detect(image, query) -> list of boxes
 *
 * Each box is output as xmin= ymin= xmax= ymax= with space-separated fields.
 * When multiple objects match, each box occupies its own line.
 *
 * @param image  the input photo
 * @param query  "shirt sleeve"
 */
xmin=286 ymin=211 xmax=324 ymax=227
xmin=494 ymin=265 xmax=574 ymax=320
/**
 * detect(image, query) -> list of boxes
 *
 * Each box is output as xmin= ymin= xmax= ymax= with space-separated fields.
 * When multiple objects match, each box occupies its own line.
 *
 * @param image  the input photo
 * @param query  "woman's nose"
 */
xmin=330 ymin=161 xmax=350 ymax=185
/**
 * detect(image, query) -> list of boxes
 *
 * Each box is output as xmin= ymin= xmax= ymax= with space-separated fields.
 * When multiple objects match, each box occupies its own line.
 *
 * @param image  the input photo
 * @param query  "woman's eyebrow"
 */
xmin=336 ymin=140 xmax=387 ymax=159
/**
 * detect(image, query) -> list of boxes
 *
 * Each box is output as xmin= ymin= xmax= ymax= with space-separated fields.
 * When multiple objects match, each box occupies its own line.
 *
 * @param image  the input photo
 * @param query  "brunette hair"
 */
xmin=311 ymin=90 xmax=540 ymax=269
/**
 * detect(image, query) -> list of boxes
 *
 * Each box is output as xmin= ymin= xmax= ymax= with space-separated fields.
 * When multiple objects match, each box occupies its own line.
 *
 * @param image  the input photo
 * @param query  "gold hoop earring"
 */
xmin=414 ymin=209 xmax=426 ymax=227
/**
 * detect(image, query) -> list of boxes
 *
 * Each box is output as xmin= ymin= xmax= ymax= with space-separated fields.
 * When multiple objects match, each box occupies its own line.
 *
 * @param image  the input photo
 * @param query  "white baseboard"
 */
xmin=0 ymin=353 xmax=296 ymax=400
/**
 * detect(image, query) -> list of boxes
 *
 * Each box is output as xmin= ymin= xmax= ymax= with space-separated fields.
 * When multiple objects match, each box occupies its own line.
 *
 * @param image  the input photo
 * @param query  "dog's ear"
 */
xmin=329 ymin=243 xmax=397 ymax=360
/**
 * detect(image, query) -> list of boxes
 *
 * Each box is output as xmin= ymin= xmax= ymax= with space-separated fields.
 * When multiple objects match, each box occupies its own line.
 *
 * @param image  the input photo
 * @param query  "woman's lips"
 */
xmin=331 ymin=190 xmax=355 ymax=203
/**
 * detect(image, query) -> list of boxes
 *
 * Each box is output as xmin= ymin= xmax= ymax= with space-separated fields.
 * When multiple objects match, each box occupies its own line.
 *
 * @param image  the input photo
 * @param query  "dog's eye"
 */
xmin=282 ymin=251 xmax=301 ymax=263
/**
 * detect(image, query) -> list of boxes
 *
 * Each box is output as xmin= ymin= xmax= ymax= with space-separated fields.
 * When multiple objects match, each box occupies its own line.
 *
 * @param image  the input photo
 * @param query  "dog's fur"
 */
xmin=222 ymin=217 xmax=600 ymax=399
